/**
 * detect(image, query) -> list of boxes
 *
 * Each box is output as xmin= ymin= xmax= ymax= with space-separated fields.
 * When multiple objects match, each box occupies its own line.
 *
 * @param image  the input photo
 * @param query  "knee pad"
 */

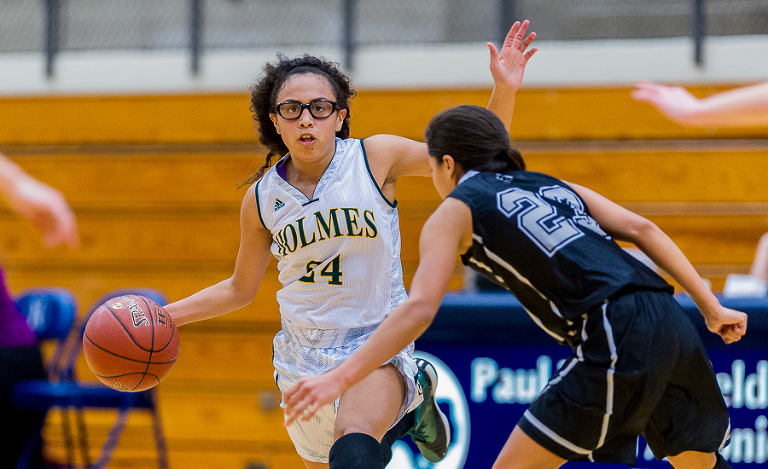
xmin=329 ymin=432 xmax=384 ymax=469
xmin=714 ymin=452 xmax=732 ymax=469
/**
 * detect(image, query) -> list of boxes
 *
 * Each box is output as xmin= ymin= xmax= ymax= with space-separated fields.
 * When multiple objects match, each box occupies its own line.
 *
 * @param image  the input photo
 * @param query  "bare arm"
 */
xmin=570 ymin=182 xmax=747 ymax=344
xmin=165 ymin=186 xmax=274 ymax=326
xmin=632 ymin=81 xmax=768 ymax=127
xmin=0 ymin=150 xmax=79 ymax=248
xmin=282 ymin=198 xmax=473 ymax=425
xmin=487 ymin=20 xmax=538 ymax=129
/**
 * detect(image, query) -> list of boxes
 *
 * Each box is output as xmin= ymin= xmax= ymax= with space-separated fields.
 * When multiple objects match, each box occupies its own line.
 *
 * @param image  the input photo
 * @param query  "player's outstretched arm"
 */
xmin=570 ymin=182 xmax=747 ymax=344
xmin=487 ymin=20 xmax=538 ymax=130
xmin=282 ymin=198 xmax=472 ymax=426
xmin=631 ymin=80 xmax=768 ymax=127
xmin=165 ymin=187 xmax=273 ymax=326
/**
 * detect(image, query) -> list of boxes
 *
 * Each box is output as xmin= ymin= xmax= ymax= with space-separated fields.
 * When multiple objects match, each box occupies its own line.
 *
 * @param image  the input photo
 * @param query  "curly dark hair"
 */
xmin=241 ymin=54 xmax=356 ymax=186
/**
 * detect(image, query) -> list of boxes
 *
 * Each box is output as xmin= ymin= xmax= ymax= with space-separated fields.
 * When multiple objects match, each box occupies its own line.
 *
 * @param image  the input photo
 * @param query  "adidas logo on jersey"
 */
xmin=274 ymin=199 xmax=285 ymax=211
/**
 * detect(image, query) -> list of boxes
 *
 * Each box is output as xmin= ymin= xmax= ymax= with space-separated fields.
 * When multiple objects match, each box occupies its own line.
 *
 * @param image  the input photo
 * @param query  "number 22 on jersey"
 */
xmin=497 ymin=184 xmax=607 ymax=257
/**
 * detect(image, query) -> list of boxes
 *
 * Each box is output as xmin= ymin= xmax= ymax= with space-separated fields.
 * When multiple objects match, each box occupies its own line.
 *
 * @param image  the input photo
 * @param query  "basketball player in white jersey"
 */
xmin=164 ymin=21 xmax=538 ymax=469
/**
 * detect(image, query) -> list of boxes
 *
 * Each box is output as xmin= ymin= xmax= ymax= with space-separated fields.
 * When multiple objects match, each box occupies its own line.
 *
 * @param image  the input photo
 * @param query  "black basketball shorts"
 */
xmin=518 ymin=289 xmax=731 ymax=465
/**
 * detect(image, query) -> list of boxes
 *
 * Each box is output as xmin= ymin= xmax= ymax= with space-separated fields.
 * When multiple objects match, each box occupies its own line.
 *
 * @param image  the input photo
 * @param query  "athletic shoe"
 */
xmin=407 ymin=357 xmax=451 ymax=462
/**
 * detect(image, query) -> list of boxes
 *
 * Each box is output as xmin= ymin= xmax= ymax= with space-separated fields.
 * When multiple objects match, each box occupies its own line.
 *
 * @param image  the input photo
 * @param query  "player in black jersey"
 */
xmin=283 ymin=104 xmax=747 ymax=469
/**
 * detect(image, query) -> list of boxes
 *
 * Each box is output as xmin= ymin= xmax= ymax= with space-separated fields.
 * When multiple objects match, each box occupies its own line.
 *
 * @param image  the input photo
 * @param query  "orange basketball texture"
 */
xmin=83 ymin=294 xmax=179 ymax=392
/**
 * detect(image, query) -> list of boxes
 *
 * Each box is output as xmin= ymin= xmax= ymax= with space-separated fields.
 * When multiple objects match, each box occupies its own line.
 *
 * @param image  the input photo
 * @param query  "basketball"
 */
xmin=83 ymin=294 xmax=180 ymax=392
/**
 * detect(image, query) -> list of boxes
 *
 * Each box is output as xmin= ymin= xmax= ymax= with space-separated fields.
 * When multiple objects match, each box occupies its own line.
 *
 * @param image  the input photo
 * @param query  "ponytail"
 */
xmin=425 ymin=105 xmax=526 ymax=173
xmin=503 ymin=147 xmax=526 ymax=171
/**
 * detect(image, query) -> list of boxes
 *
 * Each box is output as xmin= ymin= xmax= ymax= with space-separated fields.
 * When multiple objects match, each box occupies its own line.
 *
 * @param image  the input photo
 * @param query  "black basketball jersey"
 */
xmin=448 ymin=170 xmax=673 ymax=346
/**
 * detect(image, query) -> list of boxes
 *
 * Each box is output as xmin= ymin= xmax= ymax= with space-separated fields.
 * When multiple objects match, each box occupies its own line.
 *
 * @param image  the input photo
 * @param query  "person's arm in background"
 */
xmin=0 ymin=151 xmax=79 ymax=248
xmin=631 ymin=80 xmax=768 ymax=127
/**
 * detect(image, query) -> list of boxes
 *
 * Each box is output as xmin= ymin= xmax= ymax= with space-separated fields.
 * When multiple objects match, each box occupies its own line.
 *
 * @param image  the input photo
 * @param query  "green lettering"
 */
xmin=296 ymin=216 xmax=317 ymax=248
xmin=275 ymin=230 xmax=288 ymax=256
xmin=363 ymin=210 xmax=377 ymax=238
xmin=314 ymin=209 xmax=343 ymax=240
xmin=341 ymin=208 xmax=363 ymax=237
xmin=281 ymin=224 xmax=299 ymax=253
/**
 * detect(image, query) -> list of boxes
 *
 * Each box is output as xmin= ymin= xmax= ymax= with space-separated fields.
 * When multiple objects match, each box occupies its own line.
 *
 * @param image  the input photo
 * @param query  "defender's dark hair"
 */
xmin=242 ymin=54 xmax=355 ymax=186
xmin=424 ymin=105 xmax=525 ymax=173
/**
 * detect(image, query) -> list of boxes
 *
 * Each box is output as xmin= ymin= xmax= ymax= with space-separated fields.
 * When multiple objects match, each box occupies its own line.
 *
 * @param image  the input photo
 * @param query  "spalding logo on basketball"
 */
xmin=83 ymin=294 xmax=179 ymax=392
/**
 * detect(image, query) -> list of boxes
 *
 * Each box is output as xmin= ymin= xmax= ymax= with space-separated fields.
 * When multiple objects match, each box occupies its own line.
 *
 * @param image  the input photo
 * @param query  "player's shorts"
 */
xmin=519 ymin=289 xmax=731 ymax=465
xmin=273 ymin=321 xmax=422 ymax=463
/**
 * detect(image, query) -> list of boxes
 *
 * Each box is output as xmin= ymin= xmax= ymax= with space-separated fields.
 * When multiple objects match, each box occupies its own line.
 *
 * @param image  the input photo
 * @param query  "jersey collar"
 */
xmin=458 ymin=170 xmax=479 ymax=185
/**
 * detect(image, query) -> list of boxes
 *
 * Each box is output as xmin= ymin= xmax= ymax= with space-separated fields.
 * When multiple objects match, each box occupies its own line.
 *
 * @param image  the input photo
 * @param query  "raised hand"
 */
xmin=488 ymin=20 xmax=538 ymax=92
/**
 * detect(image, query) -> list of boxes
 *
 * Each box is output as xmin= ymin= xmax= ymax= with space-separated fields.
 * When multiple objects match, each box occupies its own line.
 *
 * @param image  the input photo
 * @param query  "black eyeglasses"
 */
xmin=274 ymin=100 xmax=337 ymax=120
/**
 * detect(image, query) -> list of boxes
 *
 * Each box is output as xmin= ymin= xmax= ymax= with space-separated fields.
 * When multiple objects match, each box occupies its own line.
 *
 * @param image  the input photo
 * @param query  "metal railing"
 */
xmin=18 ymin=0 xmax=719 ymax=78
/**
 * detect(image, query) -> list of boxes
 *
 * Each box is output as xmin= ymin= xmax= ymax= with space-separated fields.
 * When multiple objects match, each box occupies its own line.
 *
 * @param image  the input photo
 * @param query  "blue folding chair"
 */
xmin=13 ymin=288 xmax=171 ymax=469
xmin=11 ymin=287 xmax=78 ymax=469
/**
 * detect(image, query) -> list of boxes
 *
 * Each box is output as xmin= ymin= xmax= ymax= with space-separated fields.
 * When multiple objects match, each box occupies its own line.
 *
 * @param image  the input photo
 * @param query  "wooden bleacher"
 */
xmin=1 ymin=84 xmax=767 ymax=467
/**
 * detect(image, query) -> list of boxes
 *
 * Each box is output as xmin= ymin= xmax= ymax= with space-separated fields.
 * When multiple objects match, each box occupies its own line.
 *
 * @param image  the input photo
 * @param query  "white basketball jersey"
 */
xmin=254 ymin=138 xmax=407 ymax=330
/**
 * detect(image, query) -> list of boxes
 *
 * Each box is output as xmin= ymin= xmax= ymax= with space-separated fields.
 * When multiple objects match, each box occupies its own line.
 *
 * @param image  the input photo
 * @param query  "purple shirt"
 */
xmin=0 ymin=269 xmax=37 ymax=348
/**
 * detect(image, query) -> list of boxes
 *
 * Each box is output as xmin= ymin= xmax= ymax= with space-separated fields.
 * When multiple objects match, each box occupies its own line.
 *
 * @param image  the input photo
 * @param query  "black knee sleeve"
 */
xmin=379 ymin=441 xmax=393 ymax=468
xmin=713 ymin=452 xmax=732 ymax=469
xmin=380 ymin=411 xmax=415 ymax=466
xmin=329 ymin=432 xmax=384 ymax=469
